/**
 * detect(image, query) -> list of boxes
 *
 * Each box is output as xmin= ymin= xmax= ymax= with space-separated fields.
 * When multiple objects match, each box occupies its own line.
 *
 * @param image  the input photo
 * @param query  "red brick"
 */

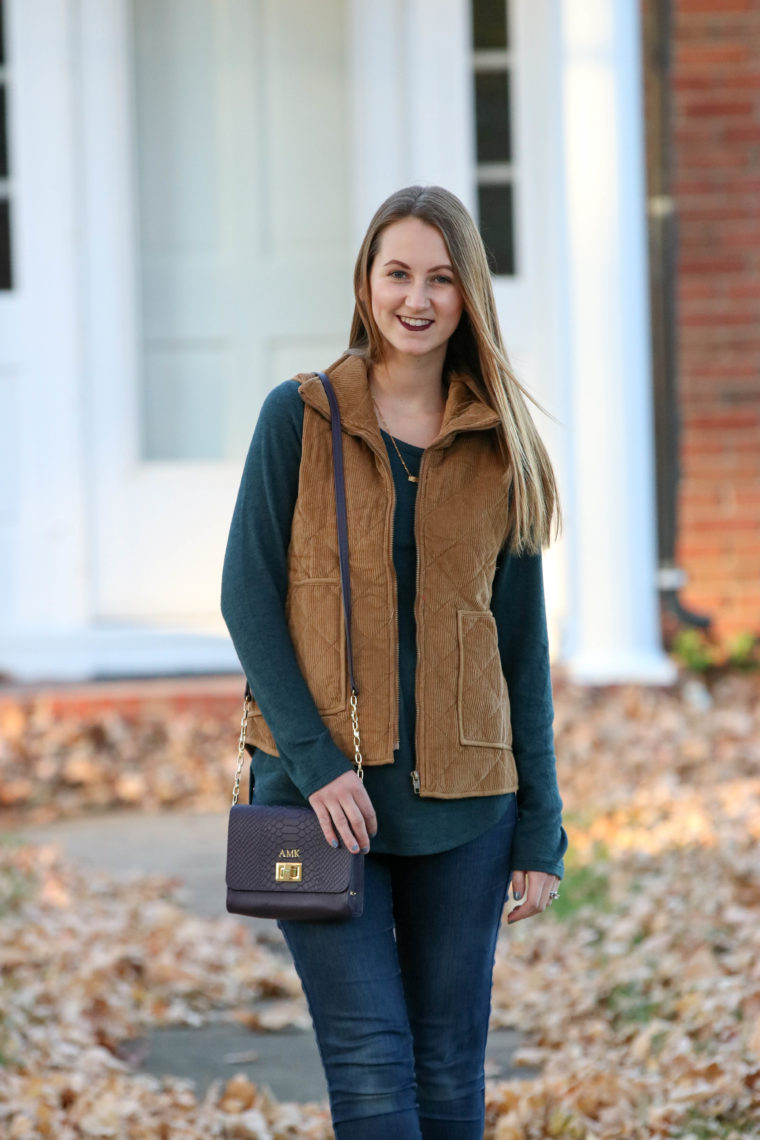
xmin=678 ymin=281 xmax=723 ymax=300
xmin=677 ymin=538 xmax=730 ymax=559
xmin=680 ymin=328 xmax=760 ymax=349
xmin=681 ymin=310 xmax=758 ymax=326
xmin=679 ymin=430 xmax=738 ymax=449
xmin=688 ymin=516 xmax=760 ymax=534
xmin=677 ymin=75 xmax=760 ymax=92
xmin=683 ymin=363 xmax=759 ymax=377
xmin=673 ymin=176 xmax=729 ymax=193
xmin=688 ymin=412 xmax=759 ymax=429
xmin=681 ymin=392 xmax=760 ymax=410
xmin=676 ymin=45 xmax=751 ymax=67
xmin=678 ymin=256 xmax=747 ymax=273
xmin=679 ymin=148 xmax=757 ymax=169
xmin=675 ymin=175 xmax=760 ymax=193
xmin=678 ymin=367 xmax=754 ymax=383
xmin=680 ymin=213 xmax=760 ymax=229
xmin=674 ymin=76 xmax=760 ymax=93
xmin=726 ymin=282 xmax=760 ymax=298
xmin=721 ymin=230 xmax=760 ymax=249
xmin=724 ymin=126 xmax=760 ymax=142
xmin=677 ymin=561 xmax=735 ymax=582
xmin=732 ymin=490 xmax=760 ymax=508
xmin=680 ymin=476 xmax=742 ymax=495
xmin=724 ymin=437 xmax=760 ymax=453
xmin=676 ymin=0 xmax=752 ymax=13
xmin=729 ymin=535 xmax=760 ymax=554
xmin=680 ymin=450 xmax=732 ymax=469
xmin=685 ymin=101 xmax=755 ymax=117
xmin=673 ymin=132 xmax=728 ymax=153
xmin=674 ymin=16 xmax=755 ymax=38
xmin=679 ymin=489 xmax=724 ymax=507
xmin=680 ymin=204 xmax=760 ymax=222
xmin=721 ymin=461 xmax=760 ymax=479
xmin=679 ymin=306 xmax=758 ymax=322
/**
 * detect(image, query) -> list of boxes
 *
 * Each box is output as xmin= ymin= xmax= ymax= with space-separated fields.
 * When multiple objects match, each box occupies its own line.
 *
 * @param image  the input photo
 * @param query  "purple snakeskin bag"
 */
xmin=226 ymin=804 xmax=364 ymax=919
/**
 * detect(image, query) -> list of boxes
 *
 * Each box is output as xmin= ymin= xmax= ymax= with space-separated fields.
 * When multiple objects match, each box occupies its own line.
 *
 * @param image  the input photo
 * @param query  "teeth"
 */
xmin=400 ymin=317 xmax=432 ymax=327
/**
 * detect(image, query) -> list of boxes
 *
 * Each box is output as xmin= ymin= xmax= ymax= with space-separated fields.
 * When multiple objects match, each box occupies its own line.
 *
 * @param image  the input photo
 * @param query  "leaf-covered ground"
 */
xmin=1 ymin=674 xmax=759 ymax=1138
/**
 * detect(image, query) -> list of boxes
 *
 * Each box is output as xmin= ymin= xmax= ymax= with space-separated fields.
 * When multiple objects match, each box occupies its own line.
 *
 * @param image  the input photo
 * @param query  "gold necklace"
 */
xmin=372 ymin=399 xmax=419 ymax=483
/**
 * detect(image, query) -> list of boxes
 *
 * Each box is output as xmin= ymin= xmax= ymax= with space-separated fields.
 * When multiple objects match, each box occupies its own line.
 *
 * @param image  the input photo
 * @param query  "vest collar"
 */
xmin=296 ymin=353 xmax=501 ymax=454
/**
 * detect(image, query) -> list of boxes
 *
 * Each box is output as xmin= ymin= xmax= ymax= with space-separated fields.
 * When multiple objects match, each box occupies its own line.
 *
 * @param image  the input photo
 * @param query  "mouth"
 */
xmin=397 ymin=316 xmax=434 ymax=332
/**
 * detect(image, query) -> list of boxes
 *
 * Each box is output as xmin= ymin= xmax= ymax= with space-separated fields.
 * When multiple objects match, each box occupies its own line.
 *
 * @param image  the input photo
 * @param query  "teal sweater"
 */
xmin=221 ymin=380 xmax=567 ymax=877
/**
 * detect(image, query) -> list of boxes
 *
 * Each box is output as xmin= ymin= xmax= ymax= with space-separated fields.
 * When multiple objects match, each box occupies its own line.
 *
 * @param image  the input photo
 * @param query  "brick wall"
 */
xmin=671 ymin=0 xmax=760 ymax=638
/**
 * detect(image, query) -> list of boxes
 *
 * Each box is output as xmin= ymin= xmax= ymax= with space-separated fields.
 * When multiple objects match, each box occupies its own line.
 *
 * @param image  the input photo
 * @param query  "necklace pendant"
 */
xmin=408 ymin=475 xmax=419 ymax=483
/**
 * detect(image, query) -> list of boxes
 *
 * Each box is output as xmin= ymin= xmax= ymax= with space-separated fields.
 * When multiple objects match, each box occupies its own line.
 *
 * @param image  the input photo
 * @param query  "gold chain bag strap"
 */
xmin=225 ymin=371 xmax=365 ymax=920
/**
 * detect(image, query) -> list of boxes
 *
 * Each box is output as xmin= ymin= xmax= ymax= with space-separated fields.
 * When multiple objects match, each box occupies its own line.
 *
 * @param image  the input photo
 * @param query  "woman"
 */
xmin=221 ymin=185 xmax=567 ymax=1140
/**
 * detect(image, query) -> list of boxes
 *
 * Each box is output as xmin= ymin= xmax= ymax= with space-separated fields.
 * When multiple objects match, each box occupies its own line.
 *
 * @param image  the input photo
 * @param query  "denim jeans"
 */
xmin=277 ymin=798 xmax=516 ymax=1139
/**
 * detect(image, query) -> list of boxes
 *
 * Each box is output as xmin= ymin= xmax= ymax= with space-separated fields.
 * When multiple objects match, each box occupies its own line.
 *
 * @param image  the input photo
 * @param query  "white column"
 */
xmin=559 ymin=1 xmax=675 ymax=683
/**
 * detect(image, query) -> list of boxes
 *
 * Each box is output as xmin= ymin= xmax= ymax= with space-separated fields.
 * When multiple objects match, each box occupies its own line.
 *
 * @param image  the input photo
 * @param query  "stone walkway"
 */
xmin=19 ymin=810 xmax=528 ymax=1101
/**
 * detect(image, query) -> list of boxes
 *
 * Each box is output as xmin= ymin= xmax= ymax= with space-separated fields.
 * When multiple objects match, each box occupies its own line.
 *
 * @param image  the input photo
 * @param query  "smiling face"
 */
xmin=367 ymin=217 xmax=464 ymax=367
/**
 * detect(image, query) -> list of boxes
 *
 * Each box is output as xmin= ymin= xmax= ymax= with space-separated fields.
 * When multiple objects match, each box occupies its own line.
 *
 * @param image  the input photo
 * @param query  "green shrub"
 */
xmin=670 ymin=628 xmax=759 ymax=675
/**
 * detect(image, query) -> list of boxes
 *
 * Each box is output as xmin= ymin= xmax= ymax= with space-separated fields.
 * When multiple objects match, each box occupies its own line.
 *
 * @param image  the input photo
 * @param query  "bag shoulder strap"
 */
xmin=235 ymin=370 xmax=363 ymax=805
xmin=316 ymin=370 xmax=358 ymax=696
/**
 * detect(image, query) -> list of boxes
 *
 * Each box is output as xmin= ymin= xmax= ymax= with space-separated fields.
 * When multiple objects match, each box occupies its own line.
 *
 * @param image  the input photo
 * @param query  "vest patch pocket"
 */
xmin=456 ymin=610 xmax=511 ymax=748
xmin=286 ymin=579 xmax=347 ymax=715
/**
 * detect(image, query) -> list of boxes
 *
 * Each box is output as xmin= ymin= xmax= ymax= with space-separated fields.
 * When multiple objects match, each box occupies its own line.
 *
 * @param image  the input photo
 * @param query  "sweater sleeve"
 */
xmin=491 ymin=547 xmax=568 ymax=878
xmin=220 ymin=380 xmax=354 ymax=798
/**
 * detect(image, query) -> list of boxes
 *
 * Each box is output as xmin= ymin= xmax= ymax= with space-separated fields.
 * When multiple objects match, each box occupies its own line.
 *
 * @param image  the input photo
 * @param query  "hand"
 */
xmin=506 ymin=870 xmax=560 ymax=924
xmin=308 ymin=770 xmax=378 ymax=854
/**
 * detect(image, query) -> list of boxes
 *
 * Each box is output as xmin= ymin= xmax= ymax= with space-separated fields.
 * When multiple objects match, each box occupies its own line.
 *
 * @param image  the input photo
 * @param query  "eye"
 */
xmin=389 ymin=269 xmax=408 ymax=280
xmin=433 ymin=274 xmax=454 ymax=285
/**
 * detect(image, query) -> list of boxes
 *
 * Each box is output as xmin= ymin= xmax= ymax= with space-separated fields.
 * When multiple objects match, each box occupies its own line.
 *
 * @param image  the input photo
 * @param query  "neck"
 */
xmin=368 ymin=351 xmax=447 ymax=414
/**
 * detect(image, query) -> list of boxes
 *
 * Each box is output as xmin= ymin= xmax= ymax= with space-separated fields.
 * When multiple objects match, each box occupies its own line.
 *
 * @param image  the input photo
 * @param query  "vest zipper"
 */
xmin=385 ymin=460 xmax=401 ymax=753
xmin=393 ymin=579 xmax=400 ymax=755
xmin=410 ymin=449 xmax=428 ymax=797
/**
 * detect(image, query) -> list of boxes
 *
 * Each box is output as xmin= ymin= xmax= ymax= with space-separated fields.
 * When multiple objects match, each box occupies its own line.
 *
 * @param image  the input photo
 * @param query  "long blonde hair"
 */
xmin=346 ymin=185 xmax=561 ymax=555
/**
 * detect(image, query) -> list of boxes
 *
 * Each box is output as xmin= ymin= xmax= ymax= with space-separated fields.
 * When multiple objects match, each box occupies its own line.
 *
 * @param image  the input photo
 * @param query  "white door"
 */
xmin=82 ymin=0 xmax=353 ymax=630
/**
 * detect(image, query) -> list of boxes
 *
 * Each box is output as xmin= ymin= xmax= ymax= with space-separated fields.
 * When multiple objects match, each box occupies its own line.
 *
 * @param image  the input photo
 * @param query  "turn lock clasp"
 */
xmin=275 ymin=862 xmax=303 ymax=882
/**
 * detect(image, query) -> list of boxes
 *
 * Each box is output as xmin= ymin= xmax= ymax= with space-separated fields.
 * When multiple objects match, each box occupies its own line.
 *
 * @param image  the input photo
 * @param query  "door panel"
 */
xmin=91 ymin=0 xmax=352 ymax=624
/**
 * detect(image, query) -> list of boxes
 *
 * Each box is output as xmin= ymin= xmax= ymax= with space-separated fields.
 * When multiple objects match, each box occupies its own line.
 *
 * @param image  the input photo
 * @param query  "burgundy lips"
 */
xmin=397 ymin=316 xmax=434 ymax=332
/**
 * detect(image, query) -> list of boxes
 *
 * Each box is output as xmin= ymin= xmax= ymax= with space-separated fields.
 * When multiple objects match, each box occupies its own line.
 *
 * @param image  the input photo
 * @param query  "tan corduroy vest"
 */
xmin=246 ymin=354 xmax=518 ymax=798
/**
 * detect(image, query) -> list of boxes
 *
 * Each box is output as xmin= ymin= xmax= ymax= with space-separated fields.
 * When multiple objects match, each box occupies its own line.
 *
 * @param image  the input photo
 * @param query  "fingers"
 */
xmin=309 ymin=798 xmax=342 ymax=850
xmin=507 ymin=871 xmax=560 ymax=925
xmin=308 ymin=771 xmax=378 ymax=854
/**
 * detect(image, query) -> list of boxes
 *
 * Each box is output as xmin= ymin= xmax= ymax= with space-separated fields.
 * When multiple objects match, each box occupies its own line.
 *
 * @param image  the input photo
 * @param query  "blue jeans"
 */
xmin=278 ymin=798 xmax=516 ymax=1139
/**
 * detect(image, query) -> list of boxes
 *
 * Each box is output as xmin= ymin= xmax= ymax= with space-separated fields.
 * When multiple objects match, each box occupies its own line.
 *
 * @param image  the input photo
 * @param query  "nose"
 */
xmin=405 ymin=280 xmax=430 ymax=311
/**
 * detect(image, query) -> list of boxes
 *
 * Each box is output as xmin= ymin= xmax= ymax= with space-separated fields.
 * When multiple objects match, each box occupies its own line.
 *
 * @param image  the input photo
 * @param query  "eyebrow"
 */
xmin=383 ymin=259 xmax=454 ymax=273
